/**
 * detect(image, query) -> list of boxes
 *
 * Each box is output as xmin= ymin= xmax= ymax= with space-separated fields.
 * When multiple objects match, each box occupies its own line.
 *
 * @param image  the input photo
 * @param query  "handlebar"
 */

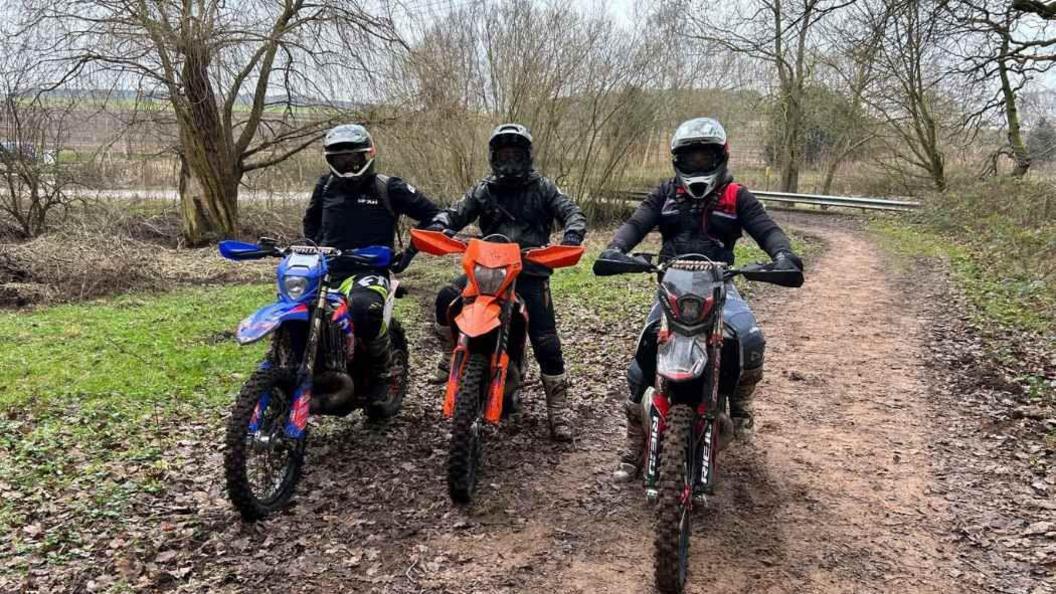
xmin=219 ymin=239 xmax=406 ymax=272
xmin=592 ymin=251 xmax=803 ymax=288
xmin=419 ymin=229 xmax=578 ymax=255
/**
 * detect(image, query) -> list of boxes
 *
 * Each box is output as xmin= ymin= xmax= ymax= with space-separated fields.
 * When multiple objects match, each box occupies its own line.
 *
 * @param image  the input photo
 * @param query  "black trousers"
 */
xmin=435 ymin=274 xmax=565 ymax=376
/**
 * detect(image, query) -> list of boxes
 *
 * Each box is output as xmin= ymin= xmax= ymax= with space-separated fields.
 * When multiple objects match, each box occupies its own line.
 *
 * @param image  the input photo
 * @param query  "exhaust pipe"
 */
xmin=310 ymin=371 xmax=356 ymax=416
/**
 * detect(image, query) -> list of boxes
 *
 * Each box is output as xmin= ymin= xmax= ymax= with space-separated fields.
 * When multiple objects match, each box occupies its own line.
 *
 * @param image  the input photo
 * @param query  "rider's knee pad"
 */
xmin=739 ymin=329 xmax=766 ymax=371
xmin=727 ymin=313 xmax=765 ymax=370
xmin=347 ymin=291 xmax=385 ymax=339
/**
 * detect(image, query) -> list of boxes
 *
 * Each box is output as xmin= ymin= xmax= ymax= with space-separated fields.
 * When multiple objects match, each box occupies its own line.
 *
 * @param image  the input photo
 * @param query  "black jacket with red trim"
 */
xmin=608 ymin=176 xmax=792 ymax=264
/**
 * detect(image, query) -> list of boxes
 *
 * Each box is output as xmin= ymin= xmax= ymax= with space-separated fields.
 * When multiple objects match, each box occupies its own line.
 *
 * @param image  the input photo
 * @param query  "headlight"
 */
xmin=473 ymin=264 xmax=508 ymax=295
xmin=282 ymin=275 xmax=309 ymax=300
xmin=676 ymin=295 xmax=714 ymax=324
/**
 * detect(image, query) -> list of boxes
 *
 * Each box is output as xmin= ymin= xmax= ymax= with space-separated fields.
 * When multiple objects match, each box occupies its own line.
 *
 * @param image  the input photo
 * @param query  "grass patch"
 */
xmin=0 ymin=224 xmax=812 ymax=546
xmin=0 ymin=280 xmax=422 ymax=543
xmin=871 ymin=217 xmax=1055 ymax=337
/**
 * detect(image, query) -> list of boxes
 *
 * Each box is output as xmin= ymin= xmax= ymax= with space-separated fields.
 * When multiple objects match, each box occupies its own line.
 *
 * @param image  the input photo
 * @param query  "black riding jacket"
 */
xmin=303 ymin=173 xmax=440 ymax=277
xmin=608 ymin=175 xmax=792 ymax=263
xmin=434 ymin=172 xmax=588 ymax=277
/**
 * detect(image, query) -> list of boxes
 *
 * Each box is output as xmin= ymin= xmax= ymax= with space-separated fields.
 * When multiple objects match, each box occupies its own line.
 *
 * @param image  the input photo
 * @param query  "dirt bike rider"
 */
xmin=303 ymin=123 xmax=441 ymax=402
xmin=427 ymin=123 xmax=588 ymax=442
xmin=601 ymin=117 xmax=804 ymax=480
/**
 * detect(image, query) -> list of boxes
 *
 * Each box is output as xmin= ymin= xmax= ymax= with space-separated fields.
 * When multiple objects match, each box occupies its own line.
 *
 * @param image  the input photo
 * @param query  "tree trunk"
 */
xmin=779 ymin=94 xmax=801 ymax=193
xmin=175 ymin=35 xmax=240 ymax=245
xmin=998 ymin=43 xmax=1031 ymax=177
xmin=821 ymin=157 xmax=840 ymax=195
xmin=178 ymin=154 xmax=239 ymax=245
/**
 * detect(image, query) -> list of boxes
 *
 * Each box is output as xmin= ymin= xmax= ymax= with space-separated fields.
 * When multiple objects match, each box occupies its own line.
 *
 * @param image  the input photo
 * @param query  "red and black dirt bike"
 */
xmin=593 ymin=251 xmax=802 ymax=593
xmin=410 ymin=229 xmax=584 ymax=504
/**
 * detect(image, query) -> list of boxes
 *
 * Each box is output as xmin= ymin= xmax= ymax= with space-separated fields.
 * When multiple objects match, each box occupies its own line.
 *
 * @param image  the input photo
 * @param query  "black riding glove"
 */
xmin=391 ymin=247 xmax=417 ymax=273
xmin=561 ymin=232 xmax=584 ymax=247
xmin=773 ymin=250 xmax=803 ymax=271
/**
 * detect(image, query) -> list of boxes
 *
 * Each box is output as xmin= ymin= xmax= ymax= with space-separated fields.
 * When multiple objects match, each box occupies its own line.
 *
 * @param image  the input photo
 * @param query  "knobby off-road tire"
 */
xmin=447 ymin=352 xmax=487 ymax=504
xmin=655 ymin=404 xmax=695 ymax=593
xmin=365 ymin=319 xmax=410 ymax=421
xmin=224 ymin=366 xmax=305 ymax=522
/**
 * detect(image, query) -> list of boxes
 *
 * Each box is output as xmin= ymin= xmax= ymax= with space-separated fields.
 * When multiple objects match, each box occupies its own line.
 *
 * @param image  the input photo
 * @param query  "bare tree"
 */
xmin=17 ymin=0 xmax=400 ymax=243
xmin=680 ymin=0 xmax=856 ymax=192
xmin=860 ymin=0 xmax=956 ymax=191
xmin=814 ymin=10 xmax=886 ymax=193
xmin=0 ymin=38 xmax=98 ymax=238
xmin=1012 ymin=0 xmax=1056 ymax=20
xmin=946 ymin=0 xmax=1056 ymax=177
xmin=382 ymin=0 xmax=675 ymax=216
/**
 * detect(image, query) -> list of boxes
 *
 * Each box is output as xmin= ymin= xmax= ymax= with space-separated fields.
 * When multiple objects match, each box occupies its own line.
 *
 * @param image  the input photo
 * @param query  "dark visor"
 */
xmin=674 ymin=145 xmax=725 ymax=174
xmin=327 ymin=152 xmax=368 ymax=175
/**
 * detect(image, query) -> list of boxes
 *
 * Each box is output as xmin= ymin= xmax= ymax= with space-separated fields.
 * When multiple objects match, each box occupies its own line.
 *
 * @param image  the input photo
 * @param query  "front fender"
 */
xmin=236 ymin=301 xmax=310 ymax=345
xmin=455 ymin=297 xmax=502 ymax=338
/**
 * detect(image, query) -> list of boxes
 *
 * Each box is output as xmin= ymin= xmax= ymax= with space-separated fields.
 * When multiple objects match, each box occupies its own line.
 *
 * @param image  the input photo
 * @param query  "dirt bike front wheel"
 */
xmin=224 ymin=366 xmax=306 ymax=521
xmin=655 ymin=404 xmax=695 ymax=593
xmin=446 ymin=352 xmax=487 ymax=504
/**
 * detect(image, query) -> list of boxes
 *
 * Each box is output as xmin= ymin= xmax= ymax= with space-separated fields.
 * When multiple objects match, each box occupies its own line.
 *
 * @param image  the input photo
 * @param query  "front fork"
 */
xmin=443 ymin=289 xmax=520 ymax=424
xmin=283 ymin=277 xmax=331 ymax=439
xmin=644 ymin=341 xmax=723 ymax=503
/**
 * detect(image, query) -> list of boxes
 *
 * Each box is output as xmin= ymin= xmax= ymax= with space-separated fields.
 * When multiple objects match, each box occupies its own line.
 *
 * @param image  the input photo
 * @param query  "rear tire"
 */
xmin=447 ymin=352 xmax=487 ymax=504
xmin=655 ymin=404 xmax=694 ymax=593
xmin=365 ymin=319 xmax=410 ymax=421
xmin=224 ymin=366 xmax=305 ymax=522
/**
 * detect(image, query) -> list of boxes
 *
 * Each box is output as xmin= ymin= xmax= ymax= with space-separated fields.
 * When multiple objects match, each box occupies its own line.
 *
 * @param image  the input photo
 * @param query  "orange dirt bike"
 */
xmin=411 ymin=229 xmax=584 ymax=503
xmin=593 ymin=251 xmax=802 ymax=593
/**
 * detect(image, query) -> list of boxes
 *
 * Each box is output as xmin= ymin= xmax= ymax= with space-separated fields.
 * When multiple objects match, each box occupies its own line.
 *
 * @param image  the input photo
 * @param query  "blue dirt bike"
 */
xmin=218 ymin=239 xmax=411 ymax=521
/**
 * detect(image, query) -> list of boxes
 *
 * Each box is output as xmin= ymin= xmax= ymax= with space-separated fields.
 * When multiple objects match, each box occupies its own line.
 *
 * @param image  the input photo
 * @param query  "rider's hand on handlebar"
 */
xmin=561 ymin=232 xmax=584 ymax=247
xmin=773 ymin=250 xmax=803 ymax=272
xmin=391 ymin=248 xmax=417 ymax=273
xmin=426 ymin=222 xmax=457 ymax=237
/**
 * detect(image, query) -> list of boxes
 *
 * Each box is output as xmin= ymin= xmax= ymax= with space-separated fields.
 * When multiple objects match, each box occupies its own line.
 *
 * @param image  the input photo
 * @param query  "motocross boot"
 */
xmin=430 ymin=321 xmax=453 ymax=384
xmin=730 ymin=366 xmax=763 ymax=437
xmin=541 ymin=373 xmax=574 ymax=442
xmin=613 ymin=401 xmax=645 ymax=482
xmin=364 ymin=330 xmax=394 ymax=403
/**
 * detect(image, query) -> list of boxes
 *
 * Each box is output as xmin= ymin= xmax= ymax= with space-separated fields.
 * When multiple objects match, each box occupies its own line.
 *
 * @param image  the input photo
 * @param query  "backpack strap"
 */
xmin=374 ymin=173 xmax=394 ymax=218
xmin=373 ymin=173 xmax=403 ymax=250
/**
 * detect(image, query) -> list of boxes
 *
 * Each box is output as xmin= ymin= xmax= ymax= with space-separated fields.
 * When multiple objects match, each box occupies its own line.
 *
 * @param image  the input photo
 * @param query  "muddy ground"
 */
xmin=9 ymin=214 xmax=1055 ymax=593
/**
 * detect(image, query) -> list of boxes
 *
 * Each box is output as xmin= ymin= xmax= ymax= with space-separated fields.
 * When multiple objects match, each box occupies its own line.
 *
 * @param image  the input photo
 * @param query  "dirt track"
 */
xmin=17 ymin=219 xmax=1054 ymax=593
xmin=358 ymin=221 xmax=967 ymax=594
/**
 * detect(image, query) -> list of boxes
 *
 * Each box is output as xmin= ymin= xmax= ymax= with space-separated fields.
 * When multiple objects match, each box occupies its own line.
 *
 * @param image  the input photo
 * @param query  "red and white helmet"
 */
xmin=670 ymin=118 xmax=729 ymax=200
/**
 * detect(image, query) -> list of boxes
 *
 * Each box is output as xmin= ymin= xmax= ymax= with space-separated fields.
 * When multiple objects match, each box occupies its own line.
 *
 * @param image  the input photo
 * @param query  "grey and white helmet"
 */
xmin=670 ymin=117 xmax=729 ymax=200
xmin=323 ymin=124 xmax=376 ymax=180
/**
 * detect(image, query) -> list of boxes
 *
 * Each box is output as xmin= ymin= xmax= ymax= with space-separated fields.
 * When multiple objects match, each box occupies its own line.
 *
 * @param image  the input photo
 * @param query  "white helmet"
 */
xmin=670 ymin=118 xmax=729 ymax=200
xmin=323 ymin=124 xmax=376 ymax=180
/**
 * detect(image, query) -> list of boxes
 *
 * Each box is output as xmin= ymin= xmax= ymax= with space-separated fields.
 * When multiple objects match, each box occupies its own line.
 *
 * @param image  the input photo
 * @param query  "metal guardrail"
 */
xmin=621 ymin=189 xmax=920 ymax=212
